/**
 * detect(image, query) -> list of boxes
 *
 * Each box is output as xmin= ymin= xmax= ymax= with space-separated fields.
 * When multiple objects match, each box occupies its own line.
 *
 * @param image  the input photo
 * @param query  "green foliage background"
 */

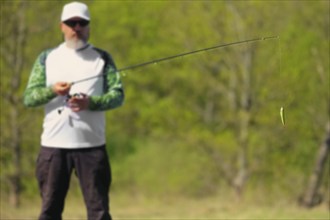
xmin=1 ymin=0 xmax=329 ymax=203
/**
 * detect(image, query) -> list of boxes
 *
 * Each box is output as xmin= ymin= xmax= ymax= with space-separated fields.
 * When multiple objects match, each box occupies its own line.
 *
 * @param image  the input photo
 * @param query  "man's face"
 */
xmin=61 ymin=17 xmax=90 ymax=48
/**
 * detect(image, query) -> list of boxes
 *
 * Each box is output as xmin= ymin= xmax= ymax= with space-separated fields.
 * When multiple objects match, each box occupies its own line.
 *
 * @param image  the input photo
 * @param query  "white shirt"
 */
xmin=41 ymin=43 xmax=107 ymax=148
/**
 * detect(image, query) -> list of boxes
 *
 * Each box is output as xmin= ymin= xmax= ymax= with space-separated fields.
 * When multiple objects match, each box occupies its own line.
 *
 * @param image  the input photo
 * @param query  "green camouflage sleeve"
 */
xmin=88 ymin=58 xmax=125 ymax=111
xmin=23 ymin=50 xmax=56 ymax=107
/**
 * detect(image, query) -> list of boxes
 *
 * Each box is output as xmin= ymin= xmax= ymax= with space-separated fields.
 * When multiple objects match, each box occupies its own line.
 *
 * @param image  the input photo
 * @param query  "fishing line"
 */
xmin=277 ymin=37 xmax=286 ymax=126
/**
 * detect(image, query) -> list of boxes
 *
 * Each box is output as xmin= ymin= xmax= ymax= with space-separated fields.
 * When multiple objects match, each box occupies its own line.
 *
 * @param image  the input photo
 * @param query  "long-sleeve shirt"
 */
xmin=24 ymin=43 xmax=124 ymax=148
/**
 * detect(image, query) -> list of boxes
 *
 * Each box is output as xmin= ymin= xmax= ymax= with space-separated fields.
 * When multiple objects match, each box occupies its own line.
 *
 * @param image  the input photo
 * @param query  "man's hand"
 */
xmin=68 ymin=93 xmax=89 ymax=112
xmin=52 ymin=82 xmax=71 ymax=96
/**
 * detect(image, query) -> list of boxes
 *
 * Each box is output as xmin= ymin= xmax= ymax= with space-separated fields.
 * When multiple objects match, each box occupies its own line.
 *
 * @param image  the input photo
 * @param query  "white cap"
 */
xmin=61 ymin=2 xmax=90 ymax=21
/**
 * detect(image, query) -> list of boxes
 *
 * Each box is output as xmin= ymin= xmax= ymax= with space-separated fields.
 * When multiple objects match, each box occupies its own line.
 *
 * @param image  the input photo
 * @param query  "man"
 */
xmin=23 ymin=2 xmax=124 ymax=220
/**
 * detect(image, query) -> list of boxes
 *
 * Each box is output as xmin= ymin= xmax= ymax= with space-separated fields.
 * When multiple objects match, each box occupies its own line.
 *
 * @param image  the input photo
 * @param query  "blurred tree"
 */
xmin=300 ymin=122 xmax=329 ymax=208
xmin=0 ymin=0 xmax=328 ymax=207
xmin=0 ymin=0 xmax=62 ymax=206
xmin=1 ymin=1 xmax=28 ymax=207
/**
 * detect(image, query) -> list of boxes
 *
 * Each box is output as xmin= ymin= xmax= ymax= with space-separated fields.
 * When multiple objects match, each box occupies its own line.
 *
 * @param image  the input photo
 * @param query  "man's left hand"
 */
xmin=68 ymin=93 xmax=89 ymax=112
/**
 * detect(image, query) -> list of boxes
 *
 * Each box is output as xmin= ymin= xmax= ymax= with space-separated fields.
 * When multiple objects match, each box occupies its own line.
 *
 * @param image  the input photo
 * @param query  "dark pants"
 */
xmin=36 ymin=145 xmax=112 ymax=220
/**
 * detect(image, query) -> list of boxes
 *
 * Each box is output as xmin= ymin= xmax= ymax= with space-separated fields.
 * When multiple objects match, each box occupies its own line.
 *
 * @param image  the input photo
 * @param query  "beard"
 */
xmin=65 ymin=37 xmax=87 ymax=50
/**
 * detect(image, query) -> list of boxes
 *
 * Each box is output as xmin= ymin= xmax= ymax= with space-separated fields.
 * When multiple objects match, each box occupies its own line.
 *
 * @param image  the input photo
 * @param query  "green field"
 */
xmin=1 ymin=192 xmax=329 ymax=220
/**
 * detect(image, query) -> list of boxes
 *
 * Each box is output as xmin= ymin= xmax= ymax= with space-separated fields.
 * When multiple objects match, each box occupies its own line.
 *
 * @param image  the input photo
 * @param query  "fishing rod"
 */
xmin=58 ymin=36 xmax=279 ymax=114
xmin=71 ymin=36 xmax=279 ymax=85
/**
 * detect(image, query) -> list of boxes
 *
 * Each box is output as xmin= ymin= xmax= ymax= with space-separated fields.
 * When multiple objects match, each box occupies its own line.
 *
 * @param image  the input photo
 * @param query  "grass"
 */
xmin=1 ymin=191 xmax=329 ymax=220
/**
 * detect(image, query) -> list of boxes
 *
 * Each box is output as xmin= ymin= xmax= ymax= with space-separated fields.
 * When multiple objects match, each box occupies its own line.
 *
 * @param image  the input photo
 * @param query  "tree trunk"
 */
xmin=299 ymin=121 xmax=330 ymax=208
xmin=233 ymin=49 xmax=253 ymax=197
xmin=9 ymin=105 xmax=22 ymax=207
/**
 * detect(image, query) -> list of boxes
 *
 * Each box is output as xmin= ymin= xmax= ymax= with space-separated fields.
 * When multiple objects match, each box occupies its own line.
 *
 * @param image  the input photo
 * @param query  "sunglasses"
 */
xmin=63 ymin=19 xmax=89 ymax=28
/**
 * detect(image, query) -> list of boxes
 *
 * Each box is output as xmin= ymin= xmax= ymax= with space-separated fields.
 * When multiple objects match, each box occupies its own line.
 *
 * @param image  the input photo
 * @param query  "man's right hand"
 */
xmin=52 ymin=82 xmax=71 ymax=96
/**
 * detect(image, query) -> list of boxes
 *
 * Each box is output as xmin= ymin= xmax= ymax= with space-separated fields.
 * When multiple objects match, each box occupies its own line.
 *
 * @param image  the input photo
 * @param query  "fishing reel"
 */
xmin=67 ymin=93 xmax=85 ymax=100
xmin=57 ymin=93 xmax=85 ymax=114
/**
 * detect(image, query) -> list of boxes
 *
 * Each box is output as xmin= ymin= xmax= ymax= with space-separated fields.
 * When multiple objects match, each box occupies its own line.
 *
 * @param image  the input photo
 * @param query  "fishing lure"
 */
xmin=280 ymin=106 xmax=285 ymax=126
